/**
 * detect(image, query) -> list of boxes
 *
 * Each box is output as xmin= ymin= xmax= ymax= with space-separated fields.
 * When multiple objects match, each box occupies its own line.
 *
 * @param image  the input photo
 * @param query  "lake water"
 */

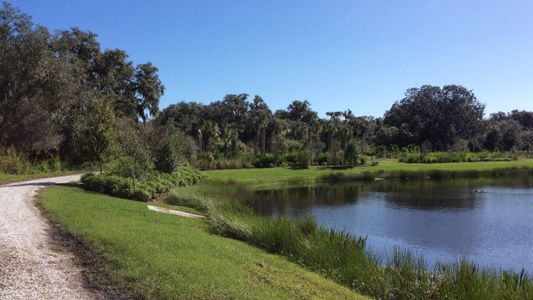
xmin=246 ymin=176 xmax=533 ymax=272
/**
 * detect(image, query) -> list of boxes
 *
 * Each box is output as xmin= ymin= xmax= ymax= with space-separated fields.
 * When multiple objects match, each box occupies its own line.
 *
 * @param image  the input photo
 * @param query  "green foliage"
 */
xmin=81 ymin=166 xmax=205 ymax=201
xmin=41 ymin=186 xmax=364 ymax=299
xmin=110 ymin=119 xmax=152 ymax=181
xmin=0 ymin=148 xmax=64 ymax=175
xmin=196 ymin=153 xmax=253 ymax=170
xmin=398 ymin=151 xmax=519 ymax=164
xmin=134 ymin=63 xmax=165 ymax=124
xmin=0 ymin=148 xmax=28 ymax=174
xmin=327 ymin=150 xmax=345 ymax=166
xmin=344 ymin=142 xmax=360 ymax=165
xmin=316 ymin=152 xmax=329 ymax=165
xmin=155 ymin=142 xmax=177 ymax=173
xmin=3 ymin=3 xmax=533 ymax=173
xmin=73 ymin=97 xmax=117 ymax=172
xmin=285 ymin=151 xmax=314 ymax=169
xmin=252 ymin=153 xmax=282 ymax=168
xmin=384 ymin=85 xmax=485 ymax=149
xmin=0 ymin=2 xmax=82 ymax=154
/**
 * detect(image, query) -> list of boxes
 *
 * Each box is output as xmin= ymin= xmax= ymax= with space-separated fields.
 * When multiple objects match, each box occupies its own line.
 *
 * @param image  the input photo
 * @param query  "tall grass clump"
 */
xmin=0 ymin=148 xmax=64 ymax=174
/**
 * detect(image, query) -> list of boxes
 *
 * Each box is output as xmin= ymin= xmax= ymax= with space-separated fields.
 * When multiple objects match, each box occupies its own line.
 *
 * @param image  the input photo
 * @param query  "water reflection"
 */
xmin=244 ymin=176 xmax=533 ymax=272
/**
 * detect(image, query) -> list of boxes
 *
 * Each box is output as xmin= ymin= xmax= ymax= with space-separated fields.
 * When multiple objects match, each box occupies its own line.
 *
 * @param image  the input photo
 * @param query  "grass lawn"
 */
xmin=204 ymin=159 xmax=533 ymax=189
xmin=40 ymin=185 xmax=366 ymax=299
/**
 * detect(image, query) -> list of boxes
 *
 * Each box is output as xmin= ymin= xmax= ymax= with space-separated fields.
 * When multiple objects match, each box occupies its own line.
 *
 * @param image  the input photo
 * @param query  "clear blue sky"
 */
xmin=11 ymin=0 xmax=533 ymax=117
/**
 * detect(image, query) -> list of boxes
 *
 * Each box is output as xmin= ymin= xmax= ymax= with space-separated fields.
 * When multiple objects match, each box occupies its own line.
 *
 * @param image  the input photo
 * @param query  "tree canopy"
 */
xmin=1 ymin=2 xmax=531 ymax=170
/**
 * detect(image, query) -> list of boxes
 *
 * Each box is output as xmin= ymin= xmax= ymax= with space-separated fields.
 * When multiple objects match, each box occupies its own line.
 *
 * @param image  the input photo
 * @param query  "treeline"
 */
xmin=1 ymin=2 xmax=532 ymax=172
xmin=155 ymin=86 xmax=532 ymax=168
xmin=0 ymin=2 xmax=164 ymax=173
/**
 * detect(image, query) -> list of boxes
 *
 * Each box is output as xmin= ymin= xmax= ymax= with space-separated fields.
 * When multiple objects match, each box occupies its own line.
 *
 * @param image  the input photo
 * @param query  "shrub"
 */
xmin=286 ymin=151 xmax=314 ymax=169
xmin=327 ymin=150 xmax=344 ymax=166
xmin=252 ymin=153 xmax=282 ymax=168
xmin=399 ymin=151 xmax=517 ymax=164
xmin=0 ymin=148 xmax=28 ymax=174
xmin=81 ymin=166 xmax=206 ymax=201
xmin=344 ymin=143 xmax=359 ymax=165
xmin=196 ymin=155 xmax=253 ymax=170
xmin=316 ymin=152 xmax=329 ymax=165
xmin=155 ymin=142 xmax=177 ymax=173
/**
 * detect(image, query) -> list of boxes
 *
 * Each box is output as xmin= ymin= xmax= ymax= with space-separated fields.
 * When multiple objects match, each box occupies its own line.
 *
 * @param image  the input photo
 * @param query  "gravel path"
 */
xmin=0 ymin=175 xmax=104 ymax=299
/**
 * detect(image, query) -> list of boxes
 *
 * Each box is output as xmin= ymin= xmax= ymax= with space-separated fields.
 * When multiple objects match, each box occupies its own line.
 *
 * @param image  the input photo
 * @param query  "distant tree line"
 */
xmin=1 ymin=2 xmax=532 ymax=171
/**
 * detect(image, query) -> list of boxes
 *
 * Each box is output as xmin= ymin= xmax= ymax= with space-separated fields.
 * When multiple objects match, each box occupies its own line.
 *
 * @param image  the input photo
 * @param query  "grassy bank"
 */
xmin=168 ymin=180 xmax=533 ymax=299
xmin=164 ymin=159 xmax=533 ymax=298
xmin=204 ymin=159 xmax=533 ymax=189
xmin=39 ymin=185 xmax=366 ymax=299
xmin=211 ymin=205 xmax=533 ymax=298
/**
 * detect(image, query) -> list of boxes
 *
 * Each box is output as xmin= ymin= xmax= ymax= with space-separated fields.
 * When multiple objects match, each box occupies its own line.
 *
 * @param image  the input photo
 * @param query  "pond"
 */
xmin=245 ymin=176 xmax=533 ymax=272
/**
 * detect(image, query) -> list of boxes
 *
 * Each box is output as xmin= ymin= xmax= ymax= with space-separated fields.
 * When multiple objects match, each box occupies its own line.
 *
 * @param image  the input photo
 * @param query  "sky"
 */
xmin=9 ymin=0 xmax=533 ymax=118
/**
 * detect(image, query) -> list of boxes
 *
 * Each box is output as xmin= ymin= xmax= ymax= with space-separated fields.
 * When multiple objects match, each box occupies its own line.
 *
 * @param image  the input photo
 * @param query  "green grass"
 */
xmin=204 ymin=159 xmax=533 ymax=189
xmin=40 ymin=185 xmax=366 ymax=299
xmin=0 ymin=171 xmax=79 ymax=185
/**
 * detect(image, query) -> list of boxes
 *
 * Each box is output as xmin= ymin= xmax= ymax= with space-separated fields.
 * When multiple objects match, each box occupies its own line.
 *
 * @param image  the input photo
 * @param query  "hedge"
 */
xmin=81 ymin=166 xmax=206 ymax=201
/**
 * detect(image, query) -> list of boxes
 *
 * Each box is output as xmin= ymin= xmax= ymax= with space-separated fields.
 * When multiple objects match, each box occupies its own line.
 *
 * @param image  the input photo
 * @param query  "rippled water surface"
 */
xmin=245 ymin=176 xmax=533 ymax=272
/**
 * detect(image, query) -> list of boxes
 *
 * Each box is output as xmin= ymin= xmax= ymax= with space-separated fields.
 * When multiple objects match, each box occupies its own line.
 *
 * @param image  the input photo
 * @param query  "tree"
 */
xmin=92 ymin=49 xmax=136 ymax=118
xmin=155 ymin=142 xmax=177 ymax=173
xmin=248 ymin=96 xmax=272 ymax=153
xmin=134 ymin=63 xmax=164 ymax=124
xmin=113 ymin=119 xmax=152 ymax=185
xmin=73 ymin=96 xmax=117 ymax=173
xmin=384 ymin=85 xmax=485 ymax=149
xmin=0 ymin=2 xmax=82 ymax=155
xmin=344 ymin=142 xmax=360 ymax=165
xmin=283 ymin=100 xmax=318 ymax=125
xmin=52 ymin=27 xmax=100 ymax=73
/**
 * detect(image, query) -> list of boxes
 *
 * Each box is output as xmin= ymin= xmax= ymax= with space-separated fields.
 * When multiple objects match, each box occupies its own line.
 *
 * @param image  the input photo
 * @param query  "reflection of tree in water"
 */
xmin=378 ymin=180 xmax=480 ymax=210
xmin=379 ymin=176 xmax=533 ymax=210
xmin=247 ymin=175 xmax=533 ymax=215
xmin=250 ymin=183 xmax=373 ymax=216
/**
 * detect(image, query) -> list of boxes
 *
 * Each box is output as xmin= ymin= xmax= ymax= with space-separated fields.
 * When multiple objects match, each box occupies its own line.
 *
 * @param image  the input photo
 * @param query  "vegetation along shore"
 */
xmin=2 ymin=2 xmax=533 ymax=299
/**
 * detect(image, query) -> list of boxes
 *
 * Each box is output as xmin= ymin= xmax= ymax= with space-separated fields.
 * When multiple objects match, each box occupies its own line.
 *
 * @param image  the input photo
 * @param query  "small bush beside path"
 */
xmin=81 ymin=165 xmax=206 ymax=201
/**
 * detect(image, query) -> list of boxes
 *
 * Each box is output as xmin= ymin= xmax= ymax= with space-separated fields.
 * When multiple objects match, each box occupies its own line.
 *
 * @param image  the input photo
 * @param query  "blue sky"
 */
xmin=11 ymin=0 xmax=533 ymax=117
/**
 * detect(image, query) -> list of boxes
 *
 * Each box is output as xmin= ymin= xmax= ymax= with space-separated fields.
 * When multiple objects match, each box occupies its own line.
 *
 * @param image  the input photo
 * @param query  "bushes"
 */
xmin=155 ymin=142 xmax=177 ymax=173
xmin=0 ymin=148 xmax=63 ymax=174
xmin=399 ymin=151 xmax=518 ymax=163
xmin=285 ymin=151 xmax=314 ymax=169
xmin=81 ymin=166 xmax=206 ymax=201
xmin=196 ymin=154 xmax=253 ymax=170
xmin=0 ymin=148 xmax=28 ymax=174
xmin=252 ymin=153 xmax=282 ymax=168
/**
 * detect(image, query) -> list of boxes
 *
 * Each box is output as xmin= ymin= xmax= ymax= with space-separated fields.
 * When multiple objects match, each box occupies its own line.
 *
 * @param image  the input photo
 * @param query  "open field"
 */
xmin=39 ymin=185 xmax=366 ymax=299
xmin=204 ymin=159 xmax=533 ymax=189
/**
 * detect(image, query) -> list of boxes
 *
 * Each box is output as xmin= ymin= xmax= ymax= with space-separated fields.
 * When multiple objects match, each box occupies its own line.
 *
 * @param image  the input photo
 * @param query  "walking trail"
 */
xmin=0 ymin=175 xmax=103 ymax=299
